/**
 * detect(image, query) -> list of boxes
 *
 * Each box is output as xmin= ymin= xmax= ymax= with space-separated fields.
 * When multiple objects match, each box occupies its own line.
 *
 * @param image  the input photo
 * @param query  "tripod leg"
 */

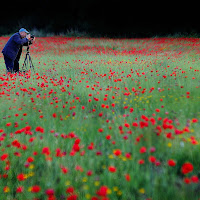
xmin=22 ymin=49 xmax=35 ymax=74
xmin=22 ymin=53 xmax=29 ymax=72
xmin=28 ymin=54 xmax=35 ymax=73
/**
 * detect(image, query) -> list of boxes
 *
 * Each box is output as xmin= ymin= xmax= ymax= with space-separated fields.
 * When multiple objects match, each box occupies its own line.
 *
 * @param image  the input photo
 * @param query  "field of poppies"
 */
xmin=0 ymin=36 xmax=200 ymax=200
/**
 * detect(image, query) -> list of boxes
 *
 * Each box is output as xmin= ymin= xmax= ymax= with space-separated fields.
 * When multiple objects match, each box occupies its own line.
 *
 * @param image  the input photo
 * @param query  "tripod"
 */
xmin=22 ymin=45 xmax=35 ymax=73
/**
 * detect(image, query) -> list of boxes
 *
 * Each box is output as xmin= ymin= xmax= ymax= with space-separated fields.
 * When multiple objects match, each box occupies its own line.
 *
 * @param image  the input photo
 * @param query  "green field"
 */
xmin=0 ymin=37 xmax=200 ymax=200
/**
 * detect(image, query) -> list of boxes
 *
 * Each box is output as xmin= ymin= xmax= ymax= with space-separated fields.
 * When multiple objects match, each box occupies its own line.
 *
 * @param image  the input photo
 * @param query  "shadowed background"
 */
xmin=0 ymin=0 xmax=199 ymax=37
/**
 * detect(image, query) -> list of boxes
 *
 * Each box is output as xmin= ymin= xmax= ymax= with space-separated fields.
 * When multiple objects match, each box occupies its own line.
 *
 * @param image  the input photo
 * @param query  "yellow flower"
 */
xmin=167 ymin=143 xmax=172 ymax=147
xmin=85 ymin=194 xmax=91 ymax=199
xmin=117 ymin=190 xmax=122 ymax=195
xmin=94 ymin=181 xmax=100 ymax=186
xmin=28 ymin=171 xmax=35 ymax=177
xmin=28 ymin=187 xmax=32 ymax=192
xmin=65 ymin=180 xmax=71 ymax=186
xmin=82 ymin=177 xmax=88 ymax=182
xmin=64 ymin=115 xmax=69 ymax=120
xmin=4 ymin=186 xmax=10 ymax=193
xmin=122 ymin=157 xmax=127 ymax=161
xmin=24 ymin=174 xmax=28 ymax=179
xmin=108 ymin=154 xmax=114 ymax=159
xmin=107 ymin=188 xmax=112 ymax=194
xmin=83 ymin=185 xmax=89 ymax=190
xmin=29 ymin=164 xmax=35 ymax=169
xmin=139 ymin=188 xmax=145 ymax=194
xmin=113 ymin=186 xmax=118 ymax=191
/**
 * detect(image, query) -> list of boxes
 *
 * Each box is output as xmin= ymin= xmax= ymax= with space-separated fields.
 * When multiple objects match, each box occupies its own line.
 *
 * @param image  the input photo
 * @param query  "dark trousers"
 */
xmin=3 ymin=55 xmax=19 ymax=73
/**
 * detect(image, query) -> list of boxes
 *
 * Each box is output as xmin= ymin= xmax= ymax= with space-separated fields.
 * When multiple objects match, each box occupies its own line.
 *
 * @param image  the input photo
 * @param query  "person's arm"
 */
xmin=13 ymin=34 xmax=29 ymax=45
xmin=23 ymin=40 xmax=33 ymax=46
xmin=23 ymin=37 xmax=35 ymax=46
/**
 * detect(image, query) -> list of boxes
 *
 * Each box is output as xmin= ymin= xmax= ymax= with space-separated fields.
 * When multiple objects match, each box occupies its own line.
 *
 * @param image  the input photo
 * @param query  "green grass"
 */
xmin=0 ymin=37 xmax=200 ymax=200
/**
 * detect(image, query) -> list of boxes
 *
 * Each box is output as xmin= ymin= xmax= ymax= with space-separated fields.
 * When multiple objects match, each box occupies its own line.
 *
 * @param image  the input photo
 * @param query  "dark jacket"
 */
xmin=2 ymin=32 xmax=28 ymax=60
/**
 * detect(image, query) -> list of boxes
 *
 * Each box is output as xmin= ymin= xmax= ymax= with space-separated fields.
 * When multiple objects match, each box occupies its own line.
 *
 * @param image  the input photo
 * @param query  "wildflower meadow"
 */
xmin=0 ymin=37 xmax=200 ymax=200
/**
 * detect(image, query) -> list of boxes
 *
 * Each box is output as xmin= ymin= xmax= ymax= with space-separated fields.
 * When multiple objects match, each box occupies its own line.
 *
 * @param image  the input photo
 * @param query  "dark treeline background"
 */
xmin=0 ymin=0 xmax=199 ymax=37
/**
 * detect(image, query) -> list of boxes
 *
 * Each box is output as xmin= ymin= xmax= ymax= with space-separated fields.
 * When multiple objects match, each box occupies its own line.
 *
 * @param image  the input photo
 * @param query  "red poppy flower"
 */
xmin=98 ymin=112 xmax=103 ymax=117
xmin=108 ymin=166 xmax=116 ymax=173
xmin=96 ymin=185 xmax=108 ymax=197
xmin=6 ymin=122 xmax=12 ymax=127
xmin=124 ymin=123 xmax=130 ymax=128
xmin=16 ymin=186 xmax=24 ymax=193
xmin=17 ymin=173 xmax=26 ymax=181
xmin=139 ymin=146 xmax=146 ymax=153
xmin=27 ymin=157 xmax=34 ymax=163
xmin=149 ymin=156 xmax=156 ymax=163
xmin=42 ymin=147 xmax=50 ymax=155
xmin=73 ymin=144 xmax=80 ymax=152
xmin=74 ymin=139 xmax=81 ymax=144
xmin=1 ymin=153 xmax=8 ymax=161
xmin=184 ymin=177 xmax=191 ymax=184
xmin=66 ymin=186 xmax=74 ymax=194
xmin=191 ymin=175 xmax=199 ymax=183
xmin=192 ymin=118 xmax=198 ymax=123
xmin=138 ymin=159 xmax=145 ymax=164
xmin=91 ymin=197 xmax=99 ymax=200
xmin=181 ymin=162 xmax=193 ymax=174
xmin=113 ymin=149 xmax=121 ymax=156
xmin=132 ymin=122 xmax=138 ymax=127
xmin=155 ymin=108 xmax=160 ymax=113
xmin=98 ymin=128 xmax=103 ymax=133
xmin=106 ymin=135 xmax=111 ymax=140
xmin=29 ymin=137 xmax=36 ymax=143
xmin=31 ymin=185 xmax=41 ymax=193
xmin=67 ymin=194 xmax=78 ymax=200
xmin=35 ymin=126 xmax=44 ymax=133
xmin=125 ymin=174 xmax=131 ymax=181
xmin=168 ymin=159 xmax=176 ymax=167
xmin=46 ymin=188 xmax=55 ymax=196
xmin=87 ymin=170 xmax=93 ymax=176
xmin=62 ymin=167 xmax=68 ymax=174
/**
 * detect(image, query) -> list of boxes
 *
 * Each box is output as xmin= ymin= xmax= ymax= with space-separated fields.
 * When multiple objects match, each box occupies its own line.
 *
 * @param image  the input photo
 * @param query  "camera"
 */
xmin=28 ymin=34 xmax=35 ymax=45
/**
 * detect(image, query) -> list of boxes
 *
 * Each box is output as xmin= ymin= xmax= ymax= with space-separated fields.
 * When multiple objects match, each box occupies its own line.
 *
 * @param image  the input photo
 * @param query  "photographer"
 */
xmin=2 ymin=28 xmax=35 ymax=73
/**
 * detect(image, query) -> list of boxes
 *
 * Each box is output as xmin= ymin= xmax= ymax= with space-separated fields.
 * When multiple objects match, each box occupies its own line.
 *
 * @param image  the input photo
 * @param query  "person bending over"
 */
xmin=2 ymin=28 xmax=35 ymax=73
